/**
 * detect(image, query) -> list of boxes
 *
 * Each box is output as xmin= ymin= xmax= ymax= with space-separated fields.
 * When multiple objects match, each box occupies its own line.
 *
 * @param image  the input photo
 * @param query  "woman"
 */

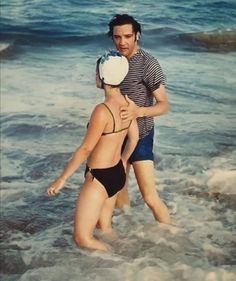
xmin=47 ymin=50 xmax=139 ymax=251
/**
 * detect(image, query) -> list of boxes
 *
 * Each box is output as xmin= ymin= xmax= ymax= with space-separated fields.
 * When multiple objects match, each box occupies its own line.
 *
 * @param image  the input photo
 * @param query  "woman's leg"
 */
xmin=115 ymin=164 xmax=131 ymax=208
xmin=98 ymin=194 xmax=117 ymax=233
xmin=73 ymin=174 xmax=109 ymax=251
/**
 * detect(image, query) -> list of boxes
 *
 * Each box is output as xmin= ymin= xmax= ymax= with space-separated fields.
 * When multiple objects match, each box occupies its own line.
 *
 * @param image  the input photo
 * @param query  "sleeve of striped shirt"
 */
xmin=143 ymin=57 xmax=166 ymax=93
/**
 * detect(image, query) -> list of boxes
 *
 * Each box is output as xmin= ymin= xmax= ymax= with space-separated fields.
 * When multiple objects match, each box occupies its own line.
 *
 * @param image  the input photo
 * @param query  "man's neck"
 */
xmin=127 ymin=45 xmax=140 ymax=59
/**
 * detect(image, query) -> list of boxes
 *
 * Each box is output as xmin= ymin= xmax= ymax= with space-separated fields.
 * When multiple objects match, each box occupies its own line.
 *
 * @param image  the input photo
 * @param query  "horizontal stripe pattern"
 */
xmin=120 ymin=49 xmax=166 ymax=139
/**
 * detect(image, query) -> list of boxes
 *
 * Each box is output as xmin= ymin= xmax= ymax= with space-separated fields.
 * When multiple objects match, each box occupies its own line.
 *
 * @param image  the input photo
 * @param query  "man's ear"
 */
xmin=136 ymin=32 xmax=141 ymax=41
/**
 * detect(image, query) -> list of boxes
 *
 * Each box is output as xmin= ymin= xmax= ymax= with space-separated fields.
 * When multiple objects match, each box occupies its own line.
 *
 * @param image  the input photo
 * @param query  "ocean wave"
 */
xmin=1 ymin=27 xmax=236 ymax=56
xmin=1 ymin=113 xmax=46 ymax=123
xmin=0 ymin=31 xmax=110 ymax=59
xmin=2 ymin=124 xmax=45 ymax=138
xmin=23 ymin=152 xmax=71 ymax=182
xmin=0 ymin=30 xmax=109 ymax=47
xmin=0 ymin=42 xmax=10 ymax=52
xmin=0 ymin=41 xmax=17 ymax=59
xmin=143 ymin=27 xmax=236 ymax=52
xmin=179 ymin=29 xmax=236 ymax=52
xmin=1 ymin=121 xmax=81 ymax=139
xmin=206 ymin=169 xmax=236 ymax=195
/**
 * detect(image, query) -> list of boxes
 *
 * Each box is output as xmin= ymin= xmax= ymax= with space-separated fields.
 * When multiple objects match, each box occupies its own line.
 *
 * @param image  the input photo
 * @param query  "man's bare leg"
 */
xmin=132 ymin=160 xmax=171 ymax=224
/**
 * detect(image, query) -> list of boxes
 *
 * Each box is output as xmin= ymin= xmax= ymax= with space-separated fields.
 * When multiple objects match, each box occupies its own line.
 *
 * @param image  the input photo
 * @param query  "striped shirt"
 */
xmin=120 ymin=48 xmax=166 ymax=139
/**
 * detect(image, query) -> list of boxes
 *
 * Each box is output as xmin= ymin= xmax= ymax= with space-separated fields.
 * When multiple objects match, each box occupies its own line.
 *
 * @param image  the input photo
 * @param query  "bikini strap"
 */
xmin=102 ymin=103 xmax=115 ymax=133
xmin=113 ymin=120 xmax=132 ymax=133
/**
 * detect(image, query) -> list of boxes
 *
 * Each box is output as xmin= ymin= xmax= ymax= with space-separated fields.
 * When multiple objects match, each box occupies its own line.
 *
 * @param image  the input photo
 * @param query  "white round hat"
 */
xmin=98 ymin=50 xmax=129 ymax=86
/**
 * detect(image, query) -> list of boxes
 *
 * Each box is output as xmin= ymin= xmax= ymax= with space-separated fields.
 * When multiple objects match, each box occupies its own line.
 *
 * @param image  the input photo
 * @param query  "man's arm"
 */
xmin=120 ymin=84 xmax=169 ymax=121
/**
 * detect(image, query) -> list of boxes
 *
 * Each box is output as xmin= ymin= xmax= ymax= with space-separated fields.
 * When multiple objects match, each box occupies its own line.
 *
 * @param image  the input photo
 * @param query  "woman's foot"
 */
xmin=74 ymin=235 xmax=108 ymax=251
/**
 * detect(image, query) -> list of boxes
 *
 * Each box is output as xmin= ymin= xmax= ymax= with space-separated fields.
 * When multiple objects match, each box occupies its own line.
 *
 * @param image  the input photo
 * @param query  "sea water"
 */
xmin=1 ymin=0 xmax=236 ymax=280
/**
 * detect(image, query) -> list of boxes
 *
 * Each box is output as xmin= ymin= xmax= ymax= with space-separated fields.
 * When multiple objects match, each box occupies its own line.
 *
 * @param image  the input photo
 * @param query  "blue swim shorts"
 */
xmin=129 ymin=128 xmax=154 ymax=163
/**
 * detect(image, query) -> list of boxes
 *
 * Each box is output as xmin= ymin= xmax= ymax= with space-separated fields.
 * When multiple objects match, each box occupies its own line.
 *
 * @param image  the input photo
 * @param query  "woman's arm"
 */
xmin=47 ymin=104 xmax=107 ymax=196
xmin=121 ymin=119 xmax=139 ymax=164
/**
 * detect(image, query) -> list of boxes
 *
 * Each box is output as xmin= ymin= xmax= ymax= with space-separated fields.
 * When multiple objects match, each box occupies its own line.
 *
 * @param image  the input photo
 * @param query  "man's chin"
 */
xmin=118 ymin=48 xmax=128 ymax=55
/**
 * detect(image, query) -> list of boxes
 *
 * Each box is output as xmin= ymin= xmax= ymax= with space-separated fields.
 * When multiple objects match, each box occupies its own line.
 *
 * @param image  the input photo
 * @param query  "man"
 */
xmin=107 ymin=14 xmax=171 ymax=224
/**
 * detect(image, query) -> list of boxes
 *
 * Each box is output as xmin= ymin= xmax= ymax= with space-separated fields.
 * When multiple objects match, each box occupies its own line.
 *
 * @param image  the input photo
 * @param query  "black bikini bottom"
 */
xmin=85 ymin=159 xmax=126 ymax=198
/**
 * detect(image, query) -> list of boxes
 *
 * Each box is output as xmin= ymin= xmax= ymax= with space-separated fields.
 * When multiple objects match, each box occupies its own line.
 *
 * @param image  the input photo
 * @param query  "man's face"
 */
xmin=112 ymin=24 xmax=138 ymax=59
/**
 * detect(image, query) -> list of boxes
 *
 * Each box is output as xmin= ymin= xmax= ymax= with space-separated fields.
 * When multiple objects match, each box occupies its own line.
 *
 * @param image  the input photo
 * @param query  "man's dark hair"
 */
xmin=108 ymin=14 xmax=142 ymax=37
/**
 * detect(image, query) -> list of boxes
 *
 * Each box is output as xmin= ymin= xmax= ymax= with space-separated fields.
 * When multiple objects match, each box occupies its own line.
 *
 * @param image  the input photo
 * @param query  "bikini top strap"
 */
xmin=114 ymin=120 xmax=132 ymax=133
xmin=102 ymin=103 xmax=115 ymax=133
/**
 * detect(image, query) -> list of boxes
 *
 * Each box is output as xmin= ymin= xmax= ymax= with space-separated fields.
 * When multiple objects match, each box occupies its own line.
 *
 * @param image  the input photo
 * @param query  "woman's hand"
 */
xmin=47 ymin=177 xmax=65 ymax=196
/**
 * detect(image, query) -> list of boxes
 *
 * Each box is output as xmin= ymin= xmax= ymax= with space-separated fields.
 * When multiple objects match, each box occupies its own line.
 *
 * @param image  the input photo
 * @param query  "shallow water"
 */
xmin=1 ymin=0 xmax=236 ymax=280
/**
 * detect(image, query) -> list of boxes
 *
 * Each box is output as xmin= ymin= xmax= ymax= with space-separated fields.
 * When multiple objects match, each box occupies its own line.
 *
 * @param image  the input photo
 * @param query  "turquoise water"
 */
xmin=1 ymin=1 xmax=236 ymax=280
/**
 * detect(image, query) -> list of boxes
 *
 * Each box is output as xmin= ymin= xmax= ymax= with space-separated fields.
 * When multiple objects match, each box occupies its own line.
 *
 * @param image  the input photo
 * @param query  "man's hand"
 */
xmin=120 ymin=95 xmax=139 ymax=121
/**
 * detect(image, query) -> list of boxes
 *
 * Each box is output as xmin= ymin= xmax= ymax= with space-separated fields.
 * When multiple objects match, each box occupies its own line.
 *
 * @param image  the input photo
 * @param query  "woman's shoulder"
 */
xmin=90 ymin=103 xmax=109 ymax=121
xmin=93 ymin=103 xmax=108 ymax=113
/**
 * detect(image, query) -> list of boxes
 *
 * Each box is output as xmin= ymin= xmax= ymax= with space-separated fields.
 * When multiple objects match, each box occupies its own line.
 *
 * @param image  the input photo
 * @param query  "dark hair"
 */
xmin=108 ymin=14 xmax=141 ymax=37
xmin=96 ymin=57 xmax=104 ymax=89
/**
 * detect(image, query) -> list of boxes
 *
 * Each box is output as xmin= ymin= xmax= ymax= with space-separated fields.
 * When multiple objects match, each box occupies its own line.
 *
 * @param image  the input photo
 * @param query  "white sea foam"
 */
xmin=206 ymin=169 xmax=236 ymax=194
xmin=0 ymin=42 xmax=11 ymax=52
xmin=1 ymin=189 xmax=26 ymax=204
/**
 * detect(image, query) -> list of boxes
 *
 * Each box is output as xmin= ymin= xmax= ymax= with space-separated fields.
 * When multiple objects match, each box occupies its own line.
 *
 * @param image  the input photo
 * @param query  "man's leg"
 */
xmin=132 ymin=160 xmax=171 ymax=224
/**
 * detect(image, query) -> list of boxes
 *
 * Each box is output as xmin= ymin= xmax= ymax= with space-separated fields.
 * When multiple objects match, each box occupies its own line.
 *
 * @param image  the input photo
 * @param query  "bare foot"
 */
xmin=74 ymin=236 xmax=108 ymax=252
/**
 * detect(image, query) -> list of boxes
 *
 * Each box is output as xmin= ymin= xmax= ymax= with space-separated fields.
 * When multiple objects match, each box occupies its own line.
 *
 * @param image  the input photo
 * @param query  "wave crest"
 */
xmin=180 ymin=29 xmax=236 ymax=52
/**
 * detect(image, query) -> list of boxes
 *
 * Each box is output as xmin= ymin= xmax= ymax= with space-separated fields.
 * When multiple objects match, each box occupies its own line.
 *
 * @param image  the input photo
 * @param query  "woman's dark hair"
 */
xmin=108 ymin=14 xmax=141 ymax=37
xmin=96 ymin=57 xmax=104 ymax=89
